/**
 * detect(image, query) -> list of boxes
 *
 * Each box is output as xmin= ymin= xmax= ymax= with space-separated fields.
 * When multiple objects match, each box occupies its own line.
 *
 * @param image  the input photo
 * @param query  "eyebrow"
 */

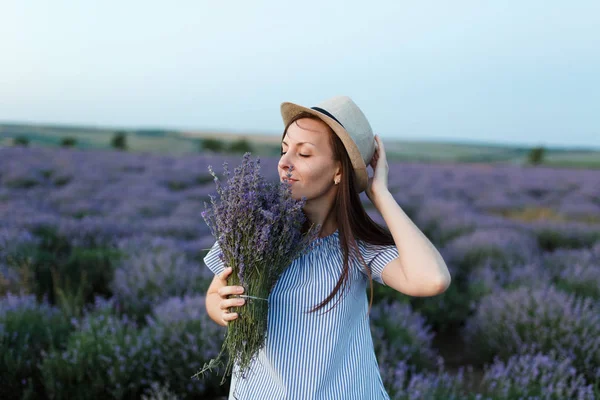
xmin=282 ymin=140 xmax=315 ymax=147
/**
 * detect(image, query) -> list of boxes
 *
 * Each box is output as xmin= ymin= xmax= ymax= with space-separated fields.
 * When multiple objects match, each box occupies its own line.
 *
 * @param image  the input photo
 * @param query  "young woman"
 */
xmin=204 ymin=95 xmax=451 ymax=399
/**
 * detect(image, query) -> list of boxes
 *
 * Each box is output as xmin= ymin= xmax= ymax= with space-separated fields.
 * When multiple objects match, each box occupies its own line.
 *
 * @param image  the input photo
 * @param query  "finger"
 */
xmin=224 ymin=312 xmax=239 ymax=321
xmin=219 ymin=267 xmax=232 ymax=281
xmin=222 ymin=298 xmax=246 ymax=309
xmin=218 ymin=285 xmax=245 ymax=297
xmin=223 ymin=312 xmax=239 ymax=321
xmin=376 ymin=137 xmax=385 ymax=151
xmin=375 ymin=147 xmax=384 ymax=160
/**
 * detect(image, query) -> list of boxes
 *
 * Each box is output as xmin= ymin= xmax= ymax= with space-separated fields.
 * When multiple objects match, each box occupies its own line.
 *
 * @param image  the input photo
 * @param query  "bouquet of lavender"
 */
xmin=193 ymin=153 xmax=321 ymax=384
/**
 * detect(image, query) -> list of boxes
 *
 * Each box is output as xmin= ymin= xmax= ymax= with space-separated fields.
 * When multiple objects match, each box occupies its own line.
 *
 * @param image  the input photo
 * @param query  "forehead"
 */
xmin=282 ymin=118 xmax=330 ymax=147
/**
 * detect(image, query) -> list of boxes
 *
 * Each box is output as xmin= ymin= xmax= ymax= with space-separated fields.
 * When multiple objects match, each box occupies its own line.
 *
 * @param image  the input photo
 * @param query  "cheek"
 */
xmin=302 ymin=170 xmax=331 ymax=191
xmin=278 ymin=159 xmax=324 ymax=183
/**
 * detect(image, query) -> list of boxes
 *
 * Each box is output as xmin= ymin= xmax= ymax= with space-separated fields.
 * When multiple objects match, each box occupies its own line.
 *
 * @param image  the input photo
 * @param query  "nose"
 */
xmin=278 ymin=152 xmax=293 ymax=171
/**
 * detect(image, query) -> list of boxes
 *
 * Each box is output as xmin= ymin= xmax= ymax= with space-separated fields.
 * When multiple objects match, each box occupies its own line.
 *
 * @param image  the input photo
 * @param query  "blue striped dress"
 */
xmin=203 ymin=229 xmax=399 ymax=400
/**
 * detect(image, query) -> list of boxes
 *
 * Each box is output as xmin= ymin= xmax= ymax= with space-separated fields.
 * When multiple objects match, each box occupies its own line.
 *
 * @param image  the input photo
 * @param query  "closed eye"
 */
xmin=280 ymin=151 xmax=309 ymax=157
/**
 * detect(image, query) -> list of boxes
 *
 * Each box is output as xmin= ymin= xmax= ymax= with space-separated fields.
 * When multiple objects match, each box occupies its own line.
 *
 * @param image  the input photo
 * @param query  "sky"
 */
xmin=1 ymin=1 xmax=599 ymax=149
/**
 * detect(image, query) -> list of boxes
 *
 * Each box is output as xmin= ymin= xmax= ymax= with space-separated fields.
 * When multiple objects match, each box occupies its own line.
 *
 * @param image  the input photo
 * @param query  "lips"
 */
xmin=281 ymin=176 xmax=298 ymax=182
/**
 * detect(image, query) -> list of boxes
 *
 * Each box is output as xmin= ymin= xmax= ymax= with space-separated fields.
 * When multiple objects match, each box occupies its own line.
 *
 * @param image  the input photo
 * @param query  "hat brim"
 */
xmin=280 ymin=102 xmax=369 ymax=193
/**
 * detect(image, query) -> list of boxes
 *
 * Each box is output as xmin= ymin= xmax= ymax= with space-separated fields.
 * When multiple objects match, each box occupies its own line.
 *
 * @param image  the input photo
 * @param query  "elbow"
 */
xmin=432 ymin=258 xmax=451 ymax=294
xmin=434 ymin=275 xmax=451 ymax=294
xmin=405 ymin=275 xmax=451 ymax=298
xmin=424 ymin=266 xmax=451 ymax=296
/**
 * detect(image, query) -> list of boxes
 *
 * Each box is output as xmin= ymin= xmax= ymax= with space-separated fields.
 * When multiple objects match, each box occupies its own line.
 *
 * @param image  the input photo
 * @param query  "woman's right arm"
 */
xmin=206 ymin=267 xmax=246 ymax=327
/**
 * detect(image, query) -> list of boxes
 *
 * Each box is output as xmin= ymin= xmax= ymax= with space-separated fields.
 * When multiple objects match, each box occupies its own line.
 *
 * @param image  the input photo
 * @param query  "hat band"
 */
xmin=311 ymin=107 xmax=345 ymax=129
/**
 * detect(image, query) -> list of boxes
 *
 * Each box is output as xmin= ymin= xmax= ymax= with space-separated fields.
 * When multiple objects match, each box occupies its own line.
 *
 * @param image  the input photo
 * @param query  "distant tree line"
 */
xmin=111 ymin=131 xmax=128 ymax=150
xmin=199 ymin=137 xmax=253 ymax=154
xmin=11 ymin=136 xmax=80 ymax=148
xmin=7 ymin=130 xmax=545 ymax=166
xmin=8 ymin=131 xmax=255 ymax=155
xmin=527 ymin=146 xmax=546 ymax=165
xmin=11 ymin=132 xmax=131 ymax=150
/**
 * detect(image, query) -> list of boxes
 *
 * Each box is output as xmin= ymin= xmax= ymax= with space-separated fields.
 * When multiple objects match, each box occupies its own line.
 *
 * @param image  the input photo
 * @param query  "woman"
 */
xmin=204 ymin=95 xmax=451 ymax=399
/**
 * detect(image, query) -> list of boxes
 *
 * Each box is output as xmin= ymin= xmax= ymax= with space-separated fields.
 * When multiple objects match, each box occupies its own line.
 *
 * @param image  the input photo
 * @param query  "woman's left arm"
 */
xmin=366 ymin=135 xmax=451 ymax=297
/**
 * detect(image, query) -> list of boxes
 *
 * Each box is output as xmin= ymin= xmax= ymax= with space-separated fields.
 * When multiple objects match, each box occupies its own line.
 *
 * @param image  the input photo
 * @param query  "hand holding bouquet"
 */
xmin=193 ymin=153 xmax=322 ymax=384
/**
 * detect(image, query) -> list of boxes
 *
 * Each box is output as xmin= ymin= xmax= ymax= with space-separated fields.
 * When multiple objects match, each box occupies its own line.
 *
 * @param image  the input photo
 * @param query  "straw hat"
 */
xmin=280 ymin=95 xmax=375 ymax=193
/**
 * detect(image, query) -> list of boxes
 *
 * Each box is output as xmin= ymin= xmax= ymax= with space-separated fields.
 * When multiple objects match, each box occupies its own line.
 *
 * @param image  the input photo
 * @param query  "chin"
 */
xmin=290 ymin=191 xmax=304 ymax=201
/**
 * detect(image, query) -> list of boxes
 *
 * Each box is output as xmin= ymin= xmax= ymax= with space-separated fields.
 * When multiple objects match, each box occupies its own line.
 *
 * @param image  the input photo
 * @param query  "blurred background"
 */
xmin=1 ymin=2 xmax=599 ymax=399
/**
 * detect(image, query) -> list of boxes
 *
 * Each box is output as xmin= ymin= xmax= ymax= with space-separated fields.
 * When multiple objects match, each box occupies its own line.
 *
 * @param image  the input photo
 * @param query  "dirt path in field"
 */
xmin=432 ymin=325 xmax=486 ymax=393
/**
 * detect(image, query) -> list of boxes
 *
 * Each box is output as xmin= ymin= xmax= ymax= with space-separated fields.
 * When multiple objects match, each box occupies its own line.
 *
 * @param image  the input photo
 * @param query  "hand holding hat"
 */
xmin=365 ymin=134 xmax=389 ymax=204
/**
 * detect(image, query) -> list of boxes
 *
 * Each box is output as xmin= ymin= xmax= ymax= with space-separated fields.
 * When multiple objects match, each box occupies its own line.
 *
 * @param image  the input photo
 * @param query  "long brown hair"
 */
xmin=281 ymin=111 xmax=396 ymax=317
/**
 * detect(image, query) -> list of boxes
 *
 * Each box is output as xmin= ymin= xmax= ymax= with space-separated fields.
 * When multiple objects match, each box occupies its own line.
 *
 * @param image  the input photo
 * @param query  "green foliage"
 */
xmin=4 ymin=177 xmax=38 ymax=189
xmin=419 ymin=220 xmax=476 ymax=248
xmin=166 ymin=180 xmax=191 ymax=192
xmin=141 ymin=382 xmax=180 ymax=400
xmin=145 ymin=297 xmax=228 ymax=397
xmin=200 ymin=138 xmax=253 ymax=154
xmin=0 ymin=243 xmax=35 ymax=297
xmin=382 ymin=360 xmax=475 ymax=400
xmin=370 ymin=280 xmax=411 ymax=306
xmin=227 ymin=138 xmax=253 ymax=154
xmin=39 ymin=298 xmax=226 ymax=399
xmin=40 ymin=311 xmax=150 ymax=400
xmin=134 ymin=129 xmax=172 ymax=137
xmin=13 ymin=135 xmax=29 ymax=146
xmin=263 ymin=144 xmax=286 ymax=157
xmin=455 ymin=246 xmax=519 ymax=274
xmin=111 ymin=131 xmax=128 ymax=150
xmin=0 ymin=299 xmax=73 ymax=399
xmin=476 ymin=352 xmax=596 ymax=400
xmin=52 ymin=176 xmax=72 ymax=187
xmin=60 ymin=137 xmax=77 ymax=148
xmin=195 ymin=173 xmax=214 ymax=185
xmin=527 ymin=146 xmax=546 ymax=165
xmin=409 ymin=278 xmax=475 ymax=334
xmin=370 ymin=301 xmax=438 ymax=372
xmin=464 ymin=285 xmax=600 ymax=378
xmin=554 ymin=275 xmax=600 ymax=301
xmin=201 ymin=137 xmax=225 ymax=152
xmin=26 ymin=227 xmax=119 ymax=316
xmin=535 ymin=228 xmax=600 ymax=252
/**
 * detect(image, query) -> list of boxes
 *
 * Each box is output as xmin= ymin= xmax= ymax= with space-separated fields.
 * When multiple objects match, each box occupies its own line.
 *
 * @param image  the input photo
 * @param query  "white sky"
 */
xmin=0 ymin=1 xmax=598 ymax=148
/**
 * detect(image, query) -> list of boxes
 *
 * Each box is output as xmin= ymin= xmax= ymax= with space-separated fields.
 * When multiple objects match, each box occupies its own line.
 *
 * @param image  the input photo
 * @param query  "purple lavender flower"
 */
xmin=443 ymin=227 xmax=541 ymax=273
xmin=111 ymin=236 xmax=207 ymax=319
xmin=479 ymin=351 xmax=596 ymax=399
xmin=144 ymin=295 xmax=227 ymax=396
xmin=542 ymin=246 xmax=600 ymax=300
xmin=0 ymin=293 xmax=72 ymax=398
xmin=40 ymin=304 xmax=155 ymax=399
xmin=370 ymin=300 xmax=438 ymax=371
xmin=468 ymin=258 xmax=553 ymax=296
xmin=379 ymin=357 xmax=471 ymax=400
xmin=523 ymin=219 xmax=600 ymax=251
xmin=463 ymin=284 xmax=600 ymax=379
xmin=196 ymin=153 xmax=321 ymax=383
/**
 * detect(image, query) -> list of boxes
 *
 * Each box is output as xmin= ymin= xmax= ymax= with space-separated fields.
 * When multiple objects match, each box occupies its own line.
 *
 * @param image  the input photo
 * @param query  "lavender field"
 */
xmin=1 ymin=146 xmax=599 ymax=399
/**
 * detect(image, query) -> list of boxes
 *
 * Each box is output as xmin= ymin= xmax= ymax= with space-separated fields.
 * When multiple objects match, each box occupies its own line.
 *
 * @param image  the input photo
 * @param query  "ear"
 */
xmin=334 ymin=162 xmax=342 ymax=182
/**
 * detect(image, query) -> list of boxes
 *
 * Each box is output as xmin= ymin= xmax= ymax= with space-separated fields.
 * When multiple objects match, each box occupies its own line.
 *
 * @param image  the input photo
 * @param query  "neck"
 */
xmin=301 ymin=187 xmax=338 ymax=238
